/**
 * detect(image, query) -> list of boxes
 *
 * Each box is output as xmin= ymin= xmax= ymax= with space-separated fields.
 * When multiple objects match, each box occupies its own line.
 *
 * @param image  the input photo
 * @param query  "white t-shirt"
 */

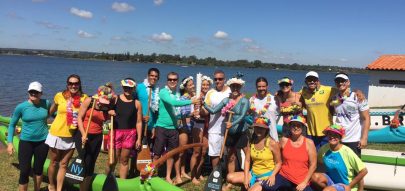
xmin=334 ymin=92 xmax=369 ymax=142
xmin=205 ymin=87 xmax=231 ymax=134
xmin=249 ymin=94 xmax=279 ymax=141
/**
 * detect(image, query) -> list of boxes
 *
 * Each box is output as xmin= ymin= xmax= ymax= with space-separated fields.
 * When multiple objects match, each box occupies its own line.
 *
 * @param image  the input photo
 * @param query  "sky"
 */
xmin=1 ymin=0 xmax=405 ymax=68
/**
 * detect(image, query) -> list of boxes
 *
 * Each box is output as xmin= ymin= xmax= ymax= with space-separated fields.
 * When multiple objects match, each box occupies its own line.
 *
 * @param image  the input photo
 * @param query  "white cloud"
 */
xmin=112 ymin=2 xmax=135 ymax=12
xmin=70 ymin=7 xmax=93 ymax=19
xmin=242 ymin=38 xmax=253 ymax=43
xmin=340 ymin=58 xmax=348 ymax=62
xmin=152 ymin=32 xmax=173 ymax=42
xmin=245 ymin=45 xmax=265 ymax=54
xmin=214 ymin=30 xmax=228 ymax=39
xmin=77 ymin=30 xmax=94 ymax=38
xmin=6 ymin=12 xmax=24 ymax=20
xmin=154 ymin=0 xmax=164 ymax=6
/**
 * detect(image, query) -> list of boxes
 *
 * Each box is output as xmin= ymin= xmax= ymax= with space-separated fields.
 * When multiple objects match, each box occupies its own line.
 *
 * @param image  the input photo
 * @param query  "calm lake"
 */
xmin=0 ymin=55 xmax=369 ymax=116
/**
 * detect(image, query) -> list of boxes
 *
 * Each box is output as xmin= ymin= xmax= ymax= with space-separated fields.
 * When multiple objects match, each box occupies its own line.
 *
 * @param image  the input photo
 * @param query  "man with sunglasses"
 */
xmin=300 ymin=71 xmax=338 ymax=150
xmin=331 ymin=72 xmax=370 ymax=156
xmin=153 ymin=72 xmax=199 ymax=184
xmin=204 ymin=70 xmax=231 ymax=169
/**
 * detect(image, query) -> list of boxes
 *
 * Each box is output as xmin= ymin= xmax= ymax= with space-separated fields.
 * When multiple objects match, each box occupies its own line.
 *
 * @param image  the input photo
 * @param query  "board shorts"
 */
xmin=225 ymin=131 xmax=249 ymax=149
xmin=153 ymin=127 xmax=179 ymax=156
xmin=45 ymin=133 xmax=75 ymax=150
xmin=114 ymin=129 xmax=137 ymax=149
xmin=208 ymin=133 xmax=223 ymax=157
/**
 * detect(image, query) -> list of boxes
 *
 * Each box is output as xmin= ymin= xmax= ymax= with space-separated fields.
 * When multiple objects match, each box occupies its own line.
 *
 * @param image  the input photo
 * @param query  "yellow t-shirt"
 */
xmin=251 ymin=138 xmax=275 ymax=175
xmin=50 ymin=92 xmax=88 ymax=137
xmin=301 ymin=85 xmax=337 ymax=136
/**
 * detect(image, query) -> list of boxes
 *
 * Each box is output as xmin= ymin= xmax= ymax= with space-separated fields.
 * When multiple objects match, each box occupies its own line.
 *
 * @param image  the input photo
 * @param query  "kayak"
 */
xmin=0 ymin=125 xmax=183 ymax=191
xmin=362 ymin=149 xmax=405 ymax=190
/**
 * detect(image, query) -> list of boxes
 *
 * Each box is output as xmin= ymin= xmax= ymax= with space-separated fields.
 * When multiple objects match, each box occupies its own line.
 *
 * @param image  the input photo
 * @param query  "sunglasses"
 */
xmin=305 ymin=77 xmax=319 ymax=83
xmin=279 ymin=83 xmax=291 ymax=87
xmin=68 ymin=82 xmax=80 ymax=86
xmin=334 ymin=79 xmax=347 ymax=84
xmin=28 ymin=90 xmax=41 ymax=95
xmin=167 ymin=78 xmax=178 ymax=82
xmin=214 ymin=78 xmax=224 ymax=81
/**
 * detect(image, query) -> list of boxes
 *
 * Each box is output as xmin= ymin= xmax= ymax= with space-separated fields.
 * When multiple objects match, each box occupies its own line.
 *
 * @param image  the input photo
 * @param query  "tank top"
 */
xmin=114 ymin=96 xmax=137 ymax=129
xmin=83 ymin=107 xmax=107 ymax=134
xmin=279 ymin=138 xmax=309 ymax=185
xmin=251 ymin=137 xmax=275 ymax=175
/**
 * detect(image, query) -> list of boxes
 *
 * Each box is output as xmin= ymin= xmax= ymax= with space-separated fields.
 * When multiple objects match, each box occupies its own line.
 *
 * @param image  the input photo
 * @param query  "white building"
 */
xmin=366 ymin=55 xmax=405 ymax=107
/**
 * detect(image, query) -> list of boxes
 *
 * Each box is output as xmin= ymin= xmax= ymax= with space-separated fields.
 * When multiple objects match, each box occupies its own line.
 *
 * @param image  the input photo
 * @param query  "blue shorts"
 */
xmin=324 ymin=173 xmax=346 ymax=191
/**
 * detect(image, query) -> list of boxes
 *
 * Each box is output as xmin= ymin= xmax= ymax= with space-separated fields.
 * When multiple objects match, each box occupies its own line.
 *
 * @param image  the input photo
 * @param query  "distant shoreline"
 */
xmin=0 ymin=47 xmax=367 ymax=74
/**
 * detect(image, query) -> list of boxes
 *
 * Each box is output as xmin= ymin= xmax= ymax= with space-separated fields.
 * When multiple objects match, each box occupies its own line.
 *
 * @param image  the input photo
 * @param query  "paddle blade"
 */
xmin=137 ymin=145 xmax=152 ymax=171
xmin=65 ymin=157 xmax=85 ymax=184
xmin=204 ymin=165 xmax=223 ymax=191
xmin=102 ymin=172 xmax=118 ymax=191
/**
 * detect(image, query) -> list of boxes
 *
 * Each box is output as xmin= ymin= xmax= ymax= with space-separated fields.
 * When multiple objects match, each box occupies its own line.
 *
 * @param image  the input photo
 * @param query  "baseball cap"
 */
xmin=28 ymin=81 xmax=43 ymax=92
xmin=305 ymin=71 xmax=319 ymax=79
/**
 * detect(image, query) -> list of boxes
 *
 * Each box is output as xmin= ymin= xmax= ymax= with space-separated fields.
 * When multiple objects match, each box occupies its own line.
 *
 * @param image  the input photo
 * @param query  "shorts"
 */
xmin=114 ymin=129 xmax=137 ymax=149
xmin=325 ymin=173 xmax=346 ymax=191
xmin=153 ymin=127 xmax=179 ymax=156
xmin=193 ymin=122 xmax=205 ymax=129
xmin=343 ymin=141 xmax=361 ymax=157
xmin=226 ymin=131 xmax=249 ymax=149
xmin=208 ymin=133 xmax=223 ymax=157
xmin=45 ymin=133 xmax=75 ymax=150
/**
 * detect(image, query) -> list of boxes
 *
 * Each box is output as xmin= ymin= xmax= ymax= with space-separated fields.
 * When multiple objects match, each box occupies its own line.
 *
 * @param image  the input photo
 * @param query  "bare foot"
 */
xmin=48 ymin=184 xmax=56 ymax=191
xmin=165 ymin=177 xmax=173 ymax=184
xmin=198 ymin=176 xmax=205 ymax=181
xmin=192 ymin=178 xmax=201 ymax=185
xmin=181 ymin=172 xmax=191 ymax=179
xmin=174 ymin=177 xmax=183 ymax=185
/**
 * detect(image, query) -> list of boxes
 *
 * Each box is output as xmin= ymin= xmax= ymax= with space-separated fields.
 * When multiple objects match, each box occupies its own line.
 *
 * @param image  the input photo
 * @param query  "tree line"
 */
xmin=0 ymin=48 xmax=366 ymax=73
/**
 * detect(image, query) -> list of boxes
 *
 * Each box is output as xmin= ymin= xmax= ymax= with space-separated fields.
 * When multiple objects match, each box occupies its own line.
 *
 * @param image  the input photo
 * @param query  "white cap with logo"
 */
xmin=305 ymin=71 xmax=319 ymax=79
xmin=28 ymin=81 xmax=43 ymax=92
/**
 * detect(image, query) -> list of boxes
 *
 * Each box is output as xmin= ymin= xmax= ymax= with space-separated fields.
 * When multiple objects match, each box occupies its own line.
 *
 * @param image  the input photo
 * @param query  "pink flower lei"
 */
xmin=250 ymin=93 xmax=272 ymax=116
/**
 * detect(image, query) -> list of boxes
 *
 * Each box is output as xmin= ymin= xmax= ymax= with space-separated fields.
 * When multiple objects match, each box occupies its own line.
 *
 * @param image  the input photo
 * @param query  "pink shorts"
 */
xmin=113 ymin=129 xmax=137 ymax=149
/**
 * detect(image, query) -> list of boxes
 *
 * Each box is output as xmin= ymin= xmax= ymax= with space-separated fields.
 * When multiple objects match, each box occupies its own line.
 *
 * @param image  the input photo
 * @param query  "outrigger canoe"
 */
xmin=0 ymin=125 xmax=183 ymax=191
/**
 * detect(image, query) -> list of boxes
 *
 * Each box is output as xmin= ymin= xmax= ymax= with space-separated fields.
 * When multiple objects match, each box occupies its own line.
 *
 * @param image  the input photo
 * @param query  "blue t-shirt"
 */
xmin=8 ymin=99 xmax=51 ymax=142
xmin=135 ymin=83 xmax=158 ymax=130
xmin=318 ymin=144 xmax=366 ymax=191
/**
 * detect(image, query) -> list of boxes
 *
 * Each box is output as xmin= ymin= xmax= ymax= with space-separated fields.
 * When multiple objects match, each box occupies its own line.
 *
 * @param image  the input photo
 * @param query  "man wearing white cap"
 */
xmin=331 ymin=72 xmax=370 ymax=156
xmin=300 ymin=71 xmax=337 ymax=149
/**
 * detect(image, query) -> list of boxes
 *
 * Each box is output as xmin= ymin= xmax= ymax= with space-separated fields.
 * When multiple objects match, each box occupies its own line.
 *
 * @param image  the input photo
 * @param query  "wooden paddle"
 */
xmin=102 ymin=116 xmax=118 ymax=191
xmin=65 ymin=98 xmax=96 ymax=184
xmin=137 ymin=87 xmax=153 ymax=171
xmin=204 ymin=111 xmax=234 ymax=191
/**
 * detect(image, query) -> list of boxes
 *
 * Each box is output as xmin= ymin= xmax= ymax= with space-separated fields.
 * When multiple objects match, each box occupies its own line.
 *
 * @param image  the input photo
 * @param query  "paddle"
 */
xmin=65 ymin=98 xmax=96 ymax=184
xmin=137 ymin=87 xmax=153 ymax=171
xmin=204 ymin=111 xmax=234 ymax=191
xmin=102 ymin=116 xmax=118 ymax=191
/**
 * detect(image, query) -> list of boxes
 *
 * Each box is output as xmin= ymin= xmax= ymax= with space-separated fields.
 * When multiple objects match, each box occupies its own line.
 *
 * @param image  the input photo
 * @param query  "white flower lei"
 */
xmin=179 ymin=76 xmax=193 ymax=90
xmin=143 ymin=78 xmax=160 ymax=112
xmin=226 ymin=77 xmax=245 ymax=86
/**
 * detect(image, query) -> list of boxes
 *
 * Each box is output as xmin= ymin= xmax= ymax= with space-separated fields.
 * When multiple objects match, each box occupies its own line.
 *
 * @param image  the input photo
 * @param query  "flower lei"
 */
xmin=330 ymin=89 xmax=351 ymax=107
xmin=66 ymin=95 xmax=81 ymax=127
xmin=201 ymin=75 xmax=213 ymax=84
xmin=280 ymin=103 xmax=302 ymax=114
xmin=221 ymin=99 xmax=236 ymax=116
xmin=179 ymin=76 xmax=193 ymax=90
xmin=143 ymin=79 xmax=160 ymax=112
xmin=140 ymin=163 xmax=155 ymax=181
xmin=250 ymin=93 xmax=272 ymax=117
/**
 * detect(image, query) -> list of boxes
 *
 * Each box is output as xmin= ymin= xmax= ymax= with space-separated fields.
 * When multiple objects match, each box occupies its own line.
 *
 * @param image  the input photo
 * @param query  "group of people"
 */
xmin=6 ymin=68 xmax=371 ymax=191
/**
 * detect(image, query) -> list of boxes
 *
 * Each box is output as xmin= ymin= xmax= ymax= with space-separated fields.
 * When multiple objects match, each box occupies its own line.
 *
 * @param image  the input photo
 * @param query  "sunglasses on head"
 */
xmin=167 ymin=78 xmax=178 ymax=82
xmin=68 ymin=82 xmax=80 ymax=86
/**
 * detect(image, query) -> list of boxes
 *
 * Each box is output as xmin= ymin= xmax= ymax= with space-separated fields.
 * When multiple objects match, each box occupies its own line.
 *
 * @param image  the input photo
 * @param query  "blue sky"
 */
xmin=1 ymin=0 xmax=405 ymax=68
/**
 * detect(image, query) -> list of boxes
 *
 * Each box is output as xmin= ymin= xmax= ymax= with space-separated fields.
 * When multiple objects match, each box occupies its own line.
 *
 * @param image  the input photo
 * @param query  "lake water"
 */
xmin=0 ymin=55 xmax=369 ymax=116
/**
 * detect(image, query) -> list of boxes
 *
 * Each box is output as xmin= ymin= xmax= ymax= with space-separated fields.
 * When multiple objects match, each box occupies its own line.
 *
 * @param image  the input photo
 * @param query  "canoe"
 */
xmin=0 ymin=125 xmax=183 ymax=191
xmin=362 ymin=149 xmax=405 ymax=190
